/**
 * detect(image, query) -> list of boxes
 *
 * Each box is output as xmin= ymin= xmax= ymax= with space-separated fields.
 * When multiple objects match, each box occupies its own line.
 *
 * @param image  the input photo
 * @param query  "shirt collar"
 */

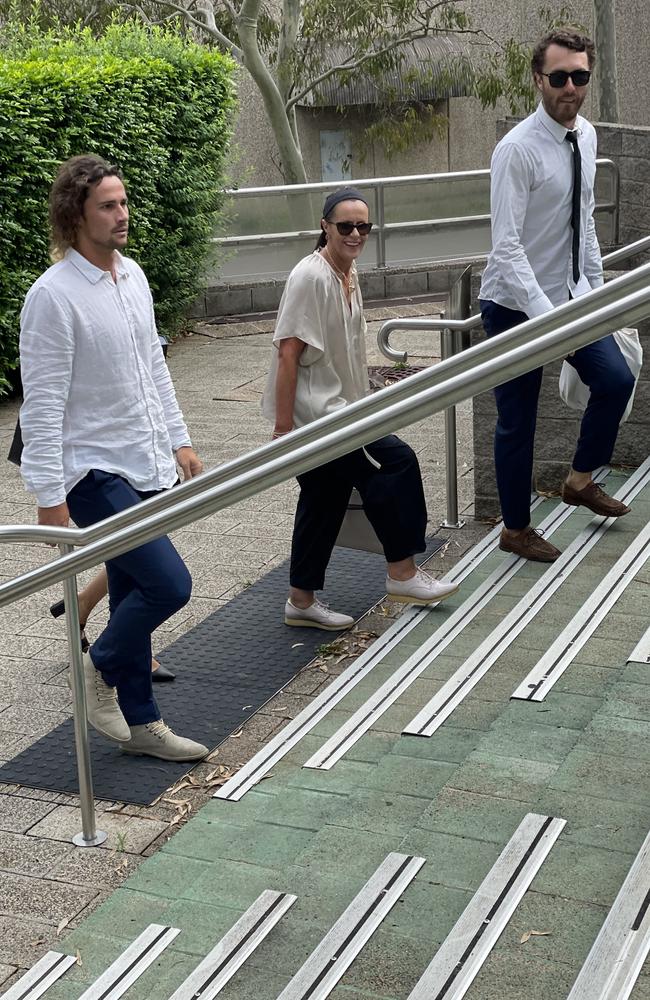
xmin=66 ymin=248 xmax=129 ymax=284
xmin=535 ymin=100 xmax=583 ymax=144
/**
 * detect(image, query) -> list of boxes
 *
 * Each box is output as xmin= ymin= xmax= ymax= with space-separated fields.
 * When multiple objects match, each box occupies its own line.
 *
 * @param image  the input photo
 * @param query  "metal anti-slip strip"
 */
xmin=213 ymin=497 xmax=547 ymax=801
xmin=77 ymin=924 xmax=180 ymax=1000
xmin=407 ymin=813 xmax=566 ymax=1000
xmin=1 ymin=951 xmax=77 ymax=1000
xmin=169 ymin=891 xmax=296 ymax=1000
xmin=303 ymin=471 xmax=609 ymax=769
xmin=276 ymin=852 xmax=425 ymax=1000
xmin=567 ymin=829 xmax=650 ymax=1000
xmin=627 ymin=623 xmax=650 ymax=665
xmin=512 ymin=520 xmax=650 ymax=702
xmin=403 ymin=459 xmax=650 ymax=738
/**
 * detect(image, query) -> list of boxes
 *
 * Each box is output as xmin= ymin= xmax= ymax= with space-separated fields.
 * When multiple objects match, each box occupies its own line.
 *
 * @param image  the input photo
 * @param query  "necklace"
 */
xmin=321 ymin=248 xmax=356 ymax=294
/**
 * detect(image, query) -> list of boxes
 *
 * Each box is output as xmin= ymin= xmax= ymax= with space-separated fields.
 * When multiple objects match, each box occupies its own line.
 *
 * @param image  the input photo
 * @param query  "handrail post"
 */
xmin=59 ymin=543 xmax=107 ymax=849
xmin=439 ymin=324 xmax=464 ymax=530
xmin=375 ymin=184 xmax=386 ymax=268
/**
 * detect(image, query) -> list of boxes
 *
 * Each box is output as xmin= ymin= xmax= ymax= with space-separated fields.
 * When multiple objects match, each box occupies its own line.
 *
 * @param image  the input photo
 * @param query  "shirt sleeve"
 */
xmin=19 ymin=285 xmax=74 ymax=507
xmin=143 ymin=280 xmax=192 ymax=452
xmin=489 ymin=141 xmax=555 ymax=317
xmin=272 ymin=267 xmax=326 ymax=365
xmin=584 ymin=128 xmax=604 ymax=289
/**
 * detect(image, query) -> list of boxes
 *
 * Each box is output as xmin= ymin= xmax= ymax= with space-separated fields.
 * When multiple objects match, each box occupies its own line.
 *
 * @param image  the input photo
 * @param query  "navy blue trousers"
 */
xmin=480 ymin=300 xmax=635 ymax=529
xmin=66 ymin=470 xmax=191 ymax=725
xmin=290 ymin=434 xmax=428 ymax=591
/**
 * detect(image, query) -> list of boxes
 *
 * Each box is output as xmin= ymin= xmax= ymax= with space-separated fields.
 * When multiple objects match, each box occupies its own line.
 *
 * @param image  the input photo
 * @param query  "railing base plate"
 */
xmin=73 ymin=829 xmax=108 ymax=848
xmin=441 ymin=519 xmax=465 ymax=529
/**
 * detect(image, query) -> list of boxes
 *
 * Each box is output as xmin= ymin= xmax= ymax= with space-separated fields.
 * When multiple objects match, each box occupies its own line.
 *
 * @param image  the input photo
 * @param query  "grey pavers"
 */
xmin=0 ymin=871 xmax=98 ymax=923
xmin=0 ymin=794 xmax=56 ymax=833
xmin=0 ymin=830 xmax=71 ymax=877
xmin=26 ymin=805 xmax=168 ymax=853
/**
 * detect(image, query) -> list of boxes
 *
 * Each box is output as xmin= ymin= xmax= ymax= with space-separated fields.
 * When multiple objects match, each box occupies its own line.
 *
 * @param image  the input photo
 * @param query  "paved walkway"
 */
xmin=0 ymin=304 xmax=478 ymax=991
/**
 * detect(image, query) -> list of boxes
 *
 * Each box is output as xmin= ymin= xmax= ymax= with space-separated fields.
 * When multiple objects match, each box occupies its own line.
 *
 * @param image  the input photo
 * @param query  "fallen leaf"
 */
xmin=75 ymin=950 xmax=83 ymax=967
xmin=230 ymin=729 xmax=243 ymax=739
xmin=520 ymin=929 xmax=551 ymax=944
xmin=56 ymin=917 xmax=70 ymax=936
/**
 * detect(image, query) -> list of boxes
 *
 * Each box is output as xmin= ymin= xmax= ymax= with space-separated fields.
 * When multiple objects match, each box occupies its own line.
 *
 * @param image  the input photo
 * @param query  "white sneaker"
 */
xmin=284 ymin=597 xmax=354 ymax=631
xmin=121 ymin=719 xmax=208 ymax=761
xmin=385 ymin=569 xmax=459 ymax=606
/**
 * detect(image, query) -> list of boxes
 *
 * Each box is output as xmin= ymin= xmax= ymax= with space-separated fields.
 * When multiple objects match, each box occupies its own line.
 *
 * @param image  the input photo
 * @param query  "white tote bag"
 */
xmin=558 ymin=327 xmax=643 ymax=424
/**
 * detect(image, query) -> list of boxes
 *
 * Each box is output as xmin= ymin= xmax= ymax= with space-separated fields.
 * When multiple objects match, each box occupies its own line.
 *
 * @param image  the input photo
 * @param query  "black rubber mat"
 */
xmin=0 ymin=538 xmax=444 ymax=804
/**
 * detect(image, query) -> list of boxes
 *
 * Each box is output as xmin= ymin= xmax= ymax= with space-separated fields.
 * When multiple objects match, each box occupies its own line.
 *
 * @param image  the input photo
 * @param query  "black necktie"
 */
xmin=565 ymin=130 xmax=581 ymax=283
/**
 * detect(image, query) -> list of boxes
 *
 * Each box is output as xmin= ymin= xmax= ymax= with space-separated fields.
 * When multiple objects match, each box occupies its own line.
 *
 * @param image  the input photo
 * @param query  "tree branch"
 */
xmin=286 ymin=26 xmax=451 ymax=111
xmin=144 ymin=0 xmax=244 ymax=59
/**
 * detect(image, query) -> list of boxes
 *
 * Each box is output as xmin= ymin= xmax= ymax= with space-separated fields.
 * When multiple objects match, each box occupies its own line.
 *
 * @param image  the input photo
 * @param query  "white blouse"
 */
xmin=261 ymin=251 xmax=369 ymax=428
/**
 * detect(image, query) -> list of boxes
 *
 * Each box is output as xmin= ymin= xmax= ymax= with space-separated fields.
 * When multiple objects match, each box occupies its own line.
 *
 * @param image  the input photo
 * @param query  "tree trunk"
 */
xmin=594 ymin=0 xmax=619 ymax=122
xmin=238 ymin=0 xmax=308 ymax=183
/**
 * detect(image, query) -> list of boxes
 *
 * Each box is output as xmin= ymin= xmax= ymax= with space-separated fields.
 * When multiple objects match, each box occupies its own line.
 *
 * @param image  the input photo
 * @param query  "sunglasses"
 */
xmin=540 ymin=69 xmax=591 ymax=88
xmin=329 ymin=221 xmax=373 ymax=236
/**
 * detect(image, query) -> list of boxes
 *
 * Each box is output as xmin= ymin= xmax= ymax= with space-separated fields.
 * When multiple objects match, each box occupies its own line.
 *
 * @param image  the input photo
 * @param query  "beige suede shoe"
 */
xmin=120 ymin=720 xmax=208 ymax=761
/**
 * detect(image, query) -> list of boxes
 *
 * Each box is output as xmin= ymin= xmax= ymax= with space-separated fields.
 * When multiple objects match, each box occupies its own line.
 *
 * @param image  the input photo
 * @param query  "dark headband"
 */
xmin=322 ymin=187 xmax=369 ymax=219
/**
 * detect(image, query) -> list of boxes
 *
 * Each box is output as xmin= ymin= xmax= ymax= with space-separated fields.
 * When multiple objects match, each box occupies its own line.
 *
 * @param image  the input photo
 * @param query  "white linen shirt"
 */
xmin=261 ymin=252 xmax=369 ymax=427
xmin=19 ymin=249 xmax=191 ymax=508
xmin=479 ymin=101 xmax=604 ymax=317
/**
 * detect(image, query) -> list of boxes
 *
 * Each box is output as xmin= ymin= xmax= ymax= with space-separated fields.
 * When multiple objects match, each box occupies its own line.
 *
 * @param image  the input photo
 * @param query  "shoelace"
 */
xmin=94 ymin=672 xmax=118 ymax=704
xmin=146 ymin=720 xmax=171 ymax=739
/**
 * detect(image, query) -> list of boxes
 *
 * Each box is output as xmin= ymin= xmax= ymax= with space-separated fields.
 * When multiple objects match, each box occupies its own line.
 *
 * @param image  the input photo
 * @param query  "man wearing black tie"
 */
xmin=479 ymin=29 xmax=634 ymax=562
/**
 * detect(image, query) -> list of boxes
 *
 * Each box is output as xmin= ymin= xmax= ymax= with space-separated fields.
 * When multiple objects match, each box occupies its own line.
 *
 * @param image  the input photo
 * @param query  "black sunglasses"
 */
xmin=540 ymin=69 xmax=591 ymax=88
xmin=330 ymin=221 xmax=373 ymax=236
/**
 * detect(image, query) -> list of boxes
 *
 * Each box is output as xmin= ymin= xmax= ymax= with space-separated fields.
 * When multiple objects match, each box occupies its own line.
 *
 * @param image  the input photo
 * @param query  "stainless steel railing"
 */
xmin=377 ymin=235 xmax=650 ymax=526
xmin=1 ymin=259 xmax=650 ymax=845
xmin=213 ymin=160 xmax=619 ymax=279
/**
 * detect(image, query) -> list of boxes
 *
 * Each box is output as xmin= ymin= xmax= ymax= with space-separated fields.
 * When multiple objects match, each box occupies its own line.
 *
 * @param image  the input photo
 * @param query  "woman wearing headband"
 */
xmin=262 ymin=187 xmax=459 ymax=629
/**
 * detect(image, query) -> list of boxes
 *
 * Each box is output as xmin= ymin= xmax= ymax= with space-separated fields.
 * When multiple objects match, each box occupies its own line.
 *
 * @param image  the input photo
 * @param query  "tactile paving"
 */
xmin=0 ymin=538 xmax=444 ymax=804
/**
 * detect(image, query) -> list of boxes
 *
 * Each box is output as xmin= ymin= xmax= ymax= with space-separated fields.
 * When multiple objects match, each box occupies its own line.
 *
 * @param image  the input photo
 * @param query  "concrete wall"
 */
xmin=229 ymin=0 xmax=650 ymax=190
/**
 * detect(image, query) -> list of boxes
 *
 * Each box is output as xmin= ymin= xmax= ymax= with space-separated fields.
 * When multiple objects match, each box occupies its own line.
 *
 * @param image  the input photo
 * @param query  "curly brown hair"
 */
xmin=531 ymin=29 xmax=596 ymax=77
xmin=49 ymin=154 xmax=123 ymax=259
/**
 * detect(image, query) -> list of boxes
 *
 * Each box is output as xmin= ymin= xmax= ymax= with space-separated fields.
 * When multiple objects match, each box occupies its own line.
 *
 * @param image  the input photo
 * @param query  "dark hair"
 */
xmin=531 ymin=28 xmax=596 ymax=76
xmin=49 ymin=154 xmax=123 ymax=259
xmin=315 ymin=186 xmax=369 ymax=250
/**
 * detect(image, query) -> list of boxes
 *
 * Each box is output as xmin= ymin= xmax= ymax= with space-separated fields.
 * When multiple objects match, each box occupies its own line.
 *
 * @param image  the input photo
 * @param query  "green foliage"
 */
xmin=0 ymin=18 xmax=236 ymax=394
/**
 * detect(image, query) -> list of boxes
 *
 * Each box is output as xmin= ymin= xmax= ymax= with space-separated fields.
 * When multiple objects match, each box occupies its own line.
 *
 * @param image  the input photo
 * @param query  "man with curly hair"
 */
xmin=19 ymin=154 xmax=208 ymax=761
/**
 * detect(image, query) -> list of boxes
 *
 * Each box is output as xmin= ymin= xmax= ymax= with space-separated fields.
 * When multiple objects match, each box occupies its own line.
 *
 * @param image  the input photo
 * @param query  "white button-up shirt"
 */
xmin=479 ymin=101 xmax=604 ymax=317
xmin=19 ymin=249 xmax=191 ymax=507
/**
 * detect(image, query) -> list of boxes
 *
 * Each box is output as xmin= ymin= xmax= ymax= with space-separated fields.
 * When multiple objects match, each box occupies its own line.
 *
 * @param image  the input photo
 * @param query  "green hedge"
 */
xmin=0 ymin=21 xmax=236 ymax=393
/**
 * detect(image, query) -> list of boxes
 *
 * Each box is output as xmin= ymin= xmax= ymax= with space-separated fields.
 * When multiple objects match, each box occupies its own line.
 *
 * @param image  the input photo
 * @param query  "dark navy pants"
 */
xmin=66 ymin=470 xmax=191 ymax=725
xmin=480 ymin=300 xmax=635 ymax=530
xmin=290 ymin=434 xmax=428 ymax=591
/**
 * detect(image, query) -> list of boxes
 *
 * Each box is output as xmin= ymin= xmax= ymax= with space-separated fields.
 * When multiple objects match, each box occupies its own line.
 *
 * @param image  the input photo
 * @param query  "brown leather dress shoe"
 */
xmin=561 ymin=481 xmax=631 ymax=517
xmin=499 ymin=527 xmax=561 ymax=562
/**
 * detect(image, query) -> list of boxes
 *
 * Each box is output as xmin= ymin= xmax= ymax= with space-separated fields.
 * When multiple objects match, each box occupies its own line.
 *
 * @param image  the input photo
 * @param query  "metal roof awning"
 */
xmin=297 ymin=35 xmax=475 ymax=108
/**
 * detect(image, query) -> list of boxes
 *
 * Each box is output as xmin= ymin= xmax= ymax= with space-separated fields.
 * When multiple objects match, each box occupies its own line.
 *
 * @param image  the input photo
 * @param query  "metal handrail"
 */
xmin=3 ymin=259 xmax=650 ymax=556
xmin=377 ymin=235 xmax=650 ymax=363
xmin=2 ymin=260 xmax=650 ymax=847
xmin=215 ymin=160 xmax=619 ymax=271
